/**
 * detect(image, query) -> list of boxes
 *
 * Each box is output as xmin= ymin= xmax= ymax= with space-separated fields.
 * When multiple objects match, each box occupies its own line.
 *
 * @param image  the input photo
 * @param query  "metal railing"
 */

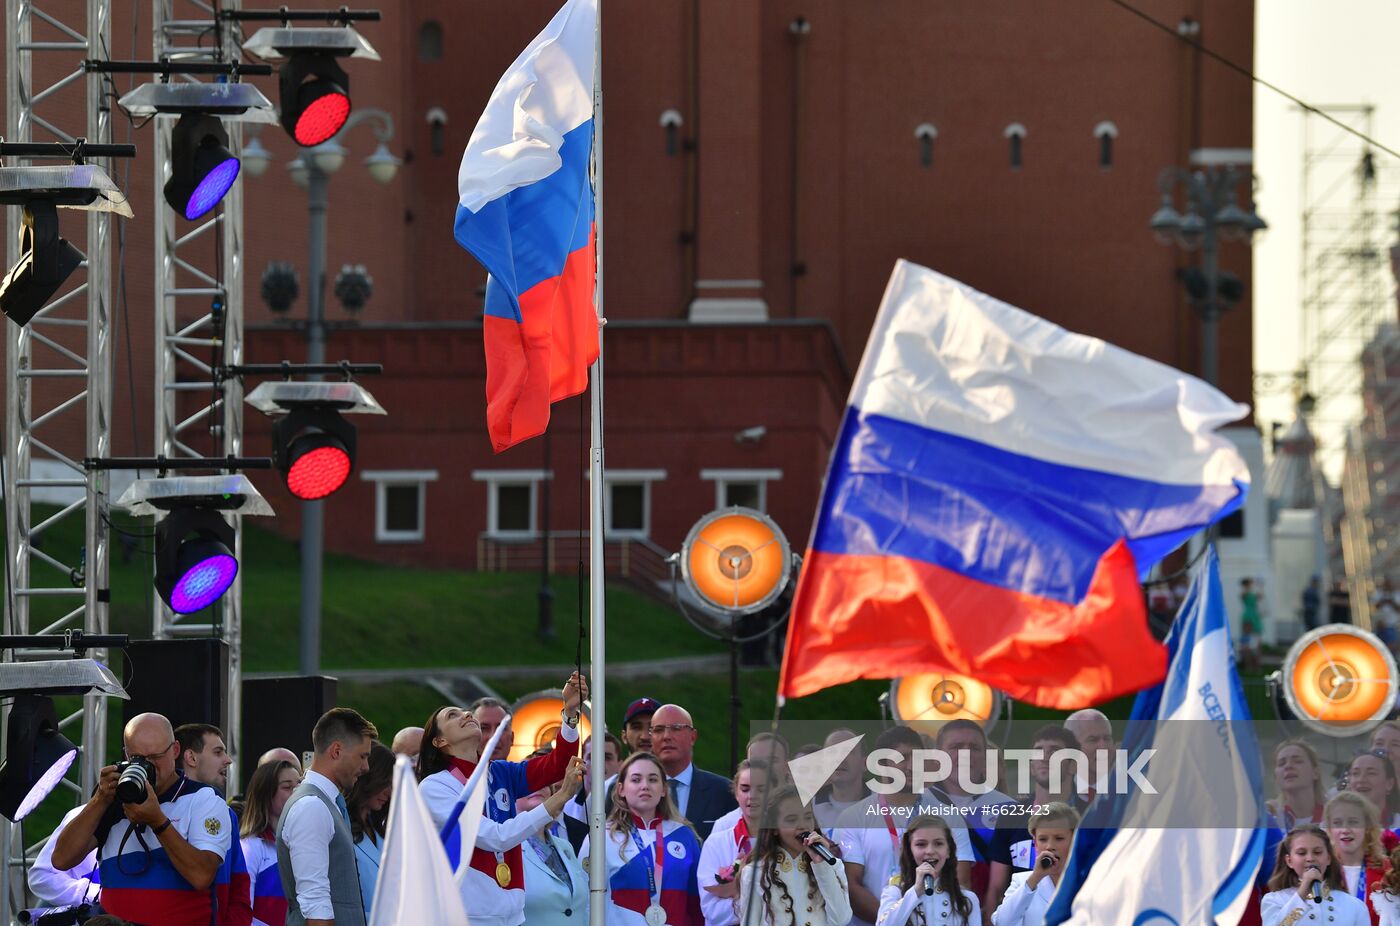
xmin=476 ymin=534 xmax=673 ymax=602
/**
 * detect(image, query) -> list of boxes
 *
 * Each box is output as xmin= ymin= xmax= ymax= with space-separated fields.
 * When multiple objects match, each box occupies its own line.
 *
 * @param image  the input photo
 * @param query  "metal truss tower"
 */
xmin=1299 ymin=105 xmax=1399 ymax=475
xmin=1300 ymin=105 xmax=1400 ymax=613
xmin=151 ymin=0 xmax=247 ymax=783
xmin=3 ymin=0 xmax=114 ymax=919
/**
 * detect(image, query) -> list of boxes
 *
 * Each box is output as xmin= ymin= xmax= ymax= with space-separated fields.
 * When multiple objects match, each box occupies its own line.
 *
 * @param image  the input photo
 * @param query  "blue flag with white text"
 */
xmin=1045 ymin=546 xmax=1267 ymax=925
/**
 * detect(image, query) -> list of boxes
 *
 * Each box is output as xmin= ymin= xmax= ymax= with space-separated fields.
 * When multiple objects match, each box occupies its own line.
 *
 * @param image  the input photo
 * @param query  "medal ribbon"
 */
xmin=877 ymin=797 xmax=901 ymax=856
xmin=630 ymin=817 xmax=666 ymax=907
xmin=733 ymin=818 xmax=751 ymax=857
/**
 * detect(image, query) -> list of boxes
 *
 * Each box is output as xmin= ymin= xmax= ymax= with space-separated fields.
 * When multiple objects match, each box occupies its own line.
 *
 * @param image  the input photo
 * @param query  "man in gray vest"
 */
xmin=277 ymin=707 xmax=378 ymax=926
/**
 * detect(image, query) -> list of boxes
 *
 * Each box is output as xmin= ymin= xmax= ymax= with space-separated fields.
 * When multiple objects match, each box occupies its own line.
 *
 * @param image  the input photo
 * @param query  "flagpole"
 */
xmin=587 ymin=2 xmax=608 ymax=926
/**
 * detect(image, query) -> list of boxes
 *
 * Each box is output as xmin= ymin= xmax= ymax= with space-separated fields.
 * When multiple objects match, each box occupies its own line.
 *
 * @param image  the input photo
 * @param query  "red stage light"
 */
xmin=285 ymin=440 xmax=352 ymax=500
xmin=294 ymin=91 xmax=351 ymax=147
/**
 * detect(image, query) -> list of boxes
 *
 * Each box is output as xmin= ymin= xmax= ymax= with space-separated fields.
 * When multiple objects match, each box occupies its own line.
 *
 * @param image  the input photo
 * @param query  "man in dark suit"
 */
xmin=648 ymin=703 xmax=736 ymax=842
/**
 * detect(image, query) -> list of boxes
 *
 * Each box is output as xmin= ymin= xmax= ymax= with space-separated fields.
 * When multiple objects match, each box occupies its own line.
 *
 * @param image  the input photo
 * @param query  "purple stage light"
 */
xmin=170 ymin=552 xmax=238 ymax=614
xmin=185 ymin=157 xmax=240 ymax=220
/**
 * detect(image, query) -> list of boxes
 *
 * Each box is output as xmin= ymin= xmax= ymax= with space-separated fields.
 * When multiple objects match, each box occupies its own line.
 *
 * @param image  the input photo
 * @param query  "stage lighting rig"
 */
xmin=232 ymin=8 xmax=382 ymax=148
xmin=0 ymin=638 xmax=129 ymax=822
xmin=239 ymin=363 xmax=385 ymax=501
xmin=89 ymin=60 xmax=277 ymax=220
xmin=96 ymin=460 xmax=275 ymax=614
xmin=0 ymin=140 xmax=135 ymax=327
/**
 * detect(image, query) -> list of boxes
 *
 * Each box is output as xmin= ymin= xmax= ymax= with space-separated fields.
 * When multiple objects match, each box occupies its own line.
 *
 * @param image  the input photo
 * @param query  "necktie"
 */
xmin=668 ymin=778 xmax=680 ymax=808
xmin=335 ymin=793 xmax=351 ymax=825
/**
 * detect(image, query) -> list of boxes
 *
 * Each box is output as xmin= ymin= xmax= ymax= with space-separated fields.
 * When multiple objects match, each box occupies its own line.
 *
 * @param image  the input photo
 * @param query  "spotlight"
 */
xmin=242 ymin=24 xmax=380 ymax=148
xmin=275 ymin=407 xmax=356 ymax=500
xmin=156 ymin=508 xmax=238 ymax=613
xmin=115 ymin=474 xmax=274 ymax=615
xmin=247 ymin=381 xmax=386 ymax=501
xmin=0 ymin=202 xmax=83 ymax=327
xmin=165 ymin=114 xmax=240 ymax=220
xmin=0 ymin=158 xmax=133 ymax=326
xmin=507 ymin=691 xmax=592 ymax=762
xmin=279 ymin=54 xmax=351 ymax=146
xmin=678 ymin=507 xmax=793 ymax=615
xmin=0 ymin=695 xmax=79 ymax=822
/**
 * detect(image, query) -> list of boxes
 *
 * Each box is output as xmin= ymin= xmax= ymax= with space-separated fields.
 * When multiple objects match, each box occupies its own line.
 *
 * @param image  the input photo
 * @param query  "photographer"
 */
xmin=52 ymin=712 xmax=230 ymax=926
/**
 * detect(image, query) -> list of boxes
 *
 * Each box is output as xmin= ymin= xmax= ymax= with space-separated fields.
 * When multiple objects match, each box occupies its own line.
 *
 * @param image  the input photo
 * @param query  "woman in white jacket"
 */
xmin=876 ymin=815 xmax=979 ymax=926
xmin=991 ymin=802 xmax=1079 ymax=926
xmin=736 ymin=784 xmax=851 ymax=926
xmin=416 ymin=682 xmax=586 ymax=926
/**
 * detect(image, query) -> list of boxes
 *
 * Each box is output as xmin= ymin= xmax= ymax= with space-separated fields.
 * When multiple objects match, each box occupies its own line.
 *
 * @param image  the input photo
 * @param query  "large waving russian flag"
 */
xmin=454 ymin=0 xmax=599 ymax=453
xmin=778 ymin=260 xmax=1250 ymax=708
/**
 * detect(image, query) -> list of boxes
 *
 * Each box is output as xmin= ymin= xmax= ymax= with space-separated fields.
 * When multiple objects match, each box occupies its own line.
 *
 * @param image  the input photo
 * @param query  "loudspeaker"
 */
xmin=241 ymin=675 xmax=337 ymax=790
xmin=121 ymin=639 xmax=229 ymax=736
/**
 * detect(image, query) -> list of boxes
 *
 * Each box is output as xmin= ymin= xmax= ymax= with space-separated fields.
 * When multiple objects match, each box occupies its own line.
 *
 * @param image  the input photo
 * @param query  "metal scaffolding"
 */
xmin=1299 ymin=105 xmax=1400 ymax=477
xmin=1301 ymin=105 xmax=1400 ymax=610
xmin=151 ymin=0 xmax=247 ymax=785
xmin=3 ymin=0 xmax=114 ymax=919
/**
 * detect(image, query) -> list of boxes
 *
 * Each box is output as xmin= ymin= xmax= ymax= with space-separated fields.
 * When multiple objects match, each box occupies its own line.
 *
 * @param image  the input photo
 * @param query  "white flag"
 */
xmin=367 ymin=755 xmax=470 ymax=926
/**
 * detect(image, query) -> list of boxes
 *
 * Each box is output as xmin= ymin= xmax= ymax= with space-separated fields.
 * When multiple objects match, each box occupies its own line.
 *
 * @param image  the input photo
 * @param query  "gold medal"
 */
xmin=496 ymin=861 xmax=512 ymax=887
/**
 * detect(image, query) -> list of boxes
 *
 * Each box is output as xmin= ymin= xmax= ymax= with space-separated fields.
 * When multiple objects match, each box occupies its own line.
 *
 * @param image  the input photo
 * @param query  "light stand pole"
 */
xmin=243 ymin=110 xmax=401 ymax=676
xmin=1148 ymin=165 xmax=1266 ymax=387
xmin=299 ymin=164 xmax=329 ymax=674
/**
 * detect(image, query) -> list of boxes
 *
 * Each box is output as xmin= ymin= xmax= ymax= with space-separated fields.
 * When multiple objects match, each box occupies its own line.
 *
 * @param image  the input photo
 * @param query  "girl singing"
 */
xmin=877 ymin=815 xmax=979 ymax=926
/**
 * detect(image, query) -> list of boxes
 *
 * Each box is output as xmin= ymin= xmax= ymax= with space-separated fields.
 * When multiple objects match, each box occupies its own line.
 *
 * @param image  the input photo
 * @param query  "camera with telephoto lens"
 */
xmin=115 ymin=756 xmax=156 ymax=804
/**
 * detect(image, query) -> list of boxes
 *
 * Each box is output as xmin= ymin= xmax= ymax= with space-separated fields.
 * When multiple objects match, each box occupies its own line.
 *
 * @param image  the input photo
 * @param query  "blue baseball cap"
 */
xmin=623 ymin=697 xmax=660 ymax=725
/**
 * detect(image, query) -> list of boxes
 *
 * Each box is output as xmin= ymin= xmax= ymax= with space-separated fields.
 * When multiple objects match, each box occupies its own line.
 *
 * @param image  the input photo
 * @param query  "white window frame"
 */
xmin=597 ymin=469 xmax=666 ymax=539
xmin=472 ymin=469 xmax=551 ymax=539
xmin=701 ymin=468 xmax=783 ymax=514
xmin=361 ymin=470 xmax=439 ymax=543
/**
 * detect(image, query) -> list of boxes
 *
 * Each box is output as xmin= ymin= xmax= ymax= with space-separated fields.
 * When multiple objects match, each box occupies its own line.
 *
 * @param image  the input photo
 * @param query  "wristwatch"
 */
xmin=152 ymin=818 xmax=172 ymax=836
xmin=562 ymin=709 xmax=580 ymax=729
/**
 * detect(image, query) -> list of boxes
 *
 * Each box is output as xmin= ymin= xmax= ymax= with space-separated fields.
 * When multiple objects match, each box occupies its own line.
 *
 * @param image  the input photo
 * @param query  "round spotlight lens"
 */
xmin=294 ymin=88 xmax=351 ymax=147
xmin=185 ymin=157 xmax=240 ymax=220
xmin=286 ymin=439 xmax=352 ymax=500
xmin=170 ymin=544 xmax=238 ymax=614
xmin=14 ymin=747 xmax=77 ymax=821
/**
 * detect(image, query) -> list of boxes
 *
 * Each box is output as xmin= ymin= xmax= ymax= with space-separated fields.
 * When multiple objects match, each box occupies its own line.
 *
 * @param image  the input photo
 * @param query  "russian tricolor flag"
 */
xmin=779 ymin=260 xmax=1251 ymax=709
xmin=454 ymin=0 xmax=599 ymax=453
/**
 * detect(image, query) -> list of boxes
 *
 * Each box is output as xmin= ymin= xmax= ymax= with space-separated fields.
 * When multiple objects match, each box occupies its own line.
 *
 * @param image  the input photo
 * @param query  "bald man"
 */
xmin=647 ymin=703 xmax=736 ymax=841
xmin=1065 ymin=708 xmax=1115 ymax=796
xmin=53 ymin=712 xmax=232 ymax=926
xmin=391 ymin=726 xmax=423 ymax=760
xmin=259 ymin=747 xmax=303 ymax=771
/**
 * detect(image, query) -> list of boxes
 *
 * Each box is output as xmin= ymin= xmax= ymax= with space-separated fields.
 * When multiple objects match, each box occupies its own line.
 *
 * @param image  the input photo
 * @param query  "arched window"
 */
xmin=1004 ymin=123 xmax=1027 ymax=170
xmin=418 ymin=20 xmax=444 ymax=61
xmin=1094 ymin=121 xmax=1119 ymax=168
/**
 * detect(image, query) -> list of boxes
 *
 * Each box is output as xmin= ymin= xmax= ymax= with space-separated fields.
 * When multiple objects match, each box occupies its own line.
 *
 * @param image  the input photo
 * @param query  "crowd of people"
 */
xmin=22 ymin=673 xmax=1400 ymax=926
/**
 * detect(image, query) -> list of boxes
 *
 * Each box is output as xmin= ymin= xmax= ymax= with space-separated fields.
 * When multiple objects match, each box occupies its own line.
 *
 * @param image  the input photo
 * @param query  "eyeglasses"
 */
xmin=649 ymin=723 xmax=694 ymax=737
xmin=125 ymin=741 xmax=175 ymax=764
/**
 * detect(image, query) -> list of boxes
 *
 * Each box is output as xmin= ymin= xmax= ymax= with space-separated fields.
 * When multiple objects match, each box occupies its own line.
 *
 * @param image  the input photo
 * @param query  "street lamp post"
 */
xmin=244 ymin=109 xmax=401 ymax=675
xmin=1148 ymin=166 xmax=1266 ymax=387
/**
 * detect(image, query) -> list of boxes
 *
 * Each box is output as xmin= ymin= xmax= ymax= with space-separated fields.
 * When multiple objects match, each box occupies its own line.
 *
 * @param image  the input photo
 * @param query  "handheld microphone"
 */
xmin=1307 ymin=865 xmax=1323 ymax=904
xmin=1037 ymin=854 xmax=1055 ymax=870
xmin=922 ymin=873 xmax=935 ymax=896
xmin=797 ymin=831 xmax=839 ymax=866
